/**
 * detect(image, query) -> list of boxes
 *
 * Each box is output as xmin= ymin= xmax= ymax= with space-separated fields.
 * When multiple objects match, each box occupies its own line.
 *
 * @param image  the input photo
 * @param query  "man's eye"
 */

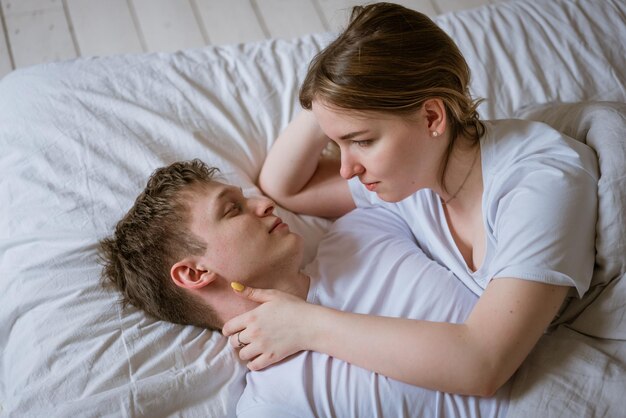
xmin=226 ymin=203 xmax=242 ymax=216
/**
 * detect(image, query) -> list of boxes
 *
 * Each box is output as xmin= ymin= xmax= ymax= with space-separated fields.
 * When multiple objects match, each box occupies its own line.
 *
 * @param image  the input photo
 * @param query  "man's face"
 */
xmin=187 ymin=181 xmax=303 ymax=286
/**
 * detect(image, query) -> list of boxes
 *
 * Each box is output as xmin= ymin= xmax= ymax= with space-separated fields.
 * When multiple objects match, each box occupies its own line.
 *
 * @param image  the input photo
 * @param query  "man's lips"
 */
xmin=269 ymin=217 xmax=284 ymax=233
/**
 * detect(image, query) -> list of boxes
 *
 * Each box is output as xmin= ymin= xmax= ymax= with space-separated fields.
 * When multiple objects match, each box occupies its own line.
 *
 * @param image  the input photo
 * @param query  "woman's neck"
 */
xmin=438 ymin=137 xmax=482 ymax=207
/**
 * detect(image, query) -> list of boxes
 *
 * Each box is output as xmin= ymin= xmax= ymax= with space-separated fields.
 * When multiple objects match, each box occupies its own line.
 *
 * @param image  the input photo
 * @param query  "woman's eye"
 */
xmin=352 ymin=140 xmax=373 ymax=148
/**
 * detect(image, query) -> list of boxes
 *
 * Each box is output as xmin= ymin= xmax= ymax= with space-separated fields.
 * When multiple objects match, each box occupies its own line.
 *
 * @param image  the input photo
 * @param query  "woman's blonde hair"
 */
xmin=300 ymin=2 xmax=484 ymax=188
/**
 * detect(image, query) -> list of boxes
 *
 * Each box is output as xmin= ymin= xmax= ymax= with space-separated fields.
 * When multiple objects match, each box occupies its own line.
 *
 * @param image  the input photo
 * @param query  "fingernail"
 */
xmin=231 ymin=282 xmax=245 ymax=292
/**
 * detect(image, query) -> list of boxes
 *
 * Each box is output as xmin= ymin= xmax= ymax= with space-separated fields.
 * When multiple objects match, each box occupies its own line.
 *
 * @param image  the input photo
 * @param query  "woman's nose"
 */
xmin=339 ymin=152 xmax=364 ymax=179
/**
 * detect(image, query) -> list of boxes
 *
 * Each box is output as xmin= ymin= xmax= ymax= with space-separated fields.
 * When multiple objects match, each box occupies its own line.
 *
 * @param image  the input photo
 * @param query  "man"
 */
xmin=99 ymin=158 xmax=307 ymax=330
xmin=99 ymin=159 xmax=509 ymax=417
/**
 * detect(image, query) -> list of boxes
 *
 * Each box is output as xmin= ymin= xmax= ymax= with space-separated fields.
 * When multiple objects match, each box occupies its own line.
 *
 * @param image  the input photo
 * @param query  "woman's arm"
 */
xmin=311 ymin=278 xmax=568 ymax=396
xmin=223 ymin=278 xmax=568 ymax=396
xmin=259 ymin=110 xmax=355 ymax=218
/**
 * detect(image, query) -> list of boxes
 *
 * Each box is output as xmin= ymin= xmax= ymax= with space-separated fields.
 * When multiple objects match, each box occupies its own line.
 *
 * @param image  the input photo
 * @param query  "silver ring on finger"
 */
xmin=237 ymin=331 xmax=248 ymax=348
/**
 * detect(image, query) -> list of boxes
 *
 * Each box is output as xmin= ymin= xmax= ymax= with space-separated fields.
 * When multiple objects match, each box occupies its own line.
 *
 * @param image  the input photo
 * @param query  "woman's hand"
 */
xmin=222 ymin=283 xmax=317 ymax=371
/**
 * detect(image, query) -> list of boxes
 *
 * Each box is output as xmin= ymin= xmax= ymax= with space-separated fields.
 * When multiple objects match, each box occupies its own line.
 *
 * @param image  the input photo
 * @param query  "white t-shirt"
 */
xmin=237 ymin=207 xmax=510 ymax=418
xmin=349 ymin=120 xmax=598 ymax=297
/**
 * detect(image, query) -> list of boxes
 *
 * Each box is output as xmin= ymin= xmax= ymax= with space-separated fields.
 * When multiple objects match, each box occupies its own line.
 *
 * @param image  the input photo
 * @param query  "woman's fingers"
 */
xmin=223 ymin=287 xmax=307 ymax=370
xmin=239 ymin=344 xmax=265 ymax=363
xmin=222 ymin=313 xmax=247 ymax=337
xmin=228 ymin=331 xmax=284 ymax=369
xmin=229 ymin=331 xmax=250 ymax=349
xmin=230 ymin=282 xmax=280 ymax=303
xmin=246 ymin=351 xmax=284 ymax=371
xmin=223 ymin=285 xmax=297 ymax=337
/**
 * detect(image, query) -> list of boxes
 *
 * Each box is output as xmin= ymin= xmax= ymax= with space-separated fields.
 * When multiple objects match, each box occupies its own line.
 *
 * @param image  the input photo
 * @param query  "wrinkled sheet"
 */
xmin=507 ymin=101 xmax=626 ymax=418
xmin=0 ymin=35 xmax=333 ymax=418
xmin=0 ymin=0 xmax=625 ymax=416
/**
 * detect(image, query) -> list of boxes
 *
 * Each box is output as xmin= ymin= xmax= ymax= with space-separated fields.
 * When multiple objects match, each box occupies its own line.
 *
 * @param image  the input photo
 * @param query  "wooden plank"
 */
xmin=315 ymin=0 xmax=359 ymax=32
xmin=255 ymin=0 xmax=326 ymax=40
xmin=435 ymin=0 xmax=491 ymax=14
xmin=194 ymin=0 xmax=266 ymax=45
xmin=316 ymin=0 xmax=437 ymax=33
xmin=0 ymin=4 xmax=14 ymax=78
xmin=391 ymin=0 xmax=437 ymax=16
xmin=5 ymin=7 xmax=75 ymax=68
xmin=1 ymin=0 xmax=61 ymax=16
xmin=66 ymin=0 xmax=142 ymax=56
xmin=132 ymin=0 xmax=205 ymax=52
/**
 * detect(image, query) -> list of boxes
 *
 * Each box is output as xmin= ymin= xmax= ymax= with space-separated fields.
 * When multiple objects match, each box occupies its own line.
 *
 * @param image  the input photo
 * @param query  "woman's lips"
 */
xmin=364 ymin=182 xmax=379 ymax=192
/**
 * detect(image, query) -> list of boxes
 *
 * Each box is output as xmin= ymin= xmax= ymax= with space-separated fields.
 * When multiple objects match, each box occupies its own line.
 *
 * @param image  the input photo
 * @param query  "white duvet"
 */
xmin=0 ymin=0 xmax=625 ymax=416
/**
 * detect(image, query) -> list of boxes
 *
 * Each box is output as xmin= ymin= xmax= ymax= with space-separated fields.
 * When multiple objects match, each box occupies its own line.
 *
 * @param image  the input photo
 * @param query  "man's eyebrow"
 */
xmin=215 ymin=186 xmax=243 ymax=200
xmin=339 ymin=130 xmax=369 ymax=140
xmin=212 ymin=186 xmax=244 ymax=216
xmin=215 ymin=188 xmax=230 ymax=201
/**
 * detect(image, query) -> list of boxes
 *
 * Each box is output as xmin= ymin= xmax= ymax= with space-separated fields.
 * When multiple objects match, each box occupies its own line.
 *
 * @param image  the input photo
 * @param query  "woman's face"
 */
xmin=312 ymin=101 xmax=446 ymax=202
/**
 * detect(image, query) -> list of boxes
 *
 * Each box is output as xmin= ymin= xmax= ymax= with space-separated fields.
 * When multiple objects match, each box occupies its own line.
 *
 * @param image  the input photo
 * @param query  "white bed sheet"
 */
xmin=509 ymin=101 xmax=626 ymax=418
xmin=0 ymin=0 xmax=624 ymax=416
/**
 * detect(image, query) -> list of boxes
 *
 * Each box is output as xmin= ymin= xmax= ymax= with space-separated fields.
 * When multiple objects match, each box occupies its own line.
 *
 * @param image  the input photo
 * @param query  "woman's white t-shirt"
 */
xmin=348 ymin=119 xmax=599 ymax=297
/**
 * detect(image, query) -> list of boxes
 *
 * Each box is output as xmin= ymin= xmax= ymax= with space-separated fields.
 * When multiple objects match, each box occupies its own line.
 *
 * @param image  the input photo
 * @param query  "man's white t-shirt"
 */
xmin=237 ymin=208 xmax=510 ymax=418
xmin=349 ymin=120 xmax=598 ymax=297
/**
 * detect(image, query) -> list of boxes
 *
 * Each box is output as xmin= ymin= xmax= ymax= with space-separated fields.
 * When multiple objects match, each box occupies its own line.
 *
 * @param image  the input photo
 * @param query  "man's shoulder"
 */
xmin=236 ymin=352 xmax=318 ymax=418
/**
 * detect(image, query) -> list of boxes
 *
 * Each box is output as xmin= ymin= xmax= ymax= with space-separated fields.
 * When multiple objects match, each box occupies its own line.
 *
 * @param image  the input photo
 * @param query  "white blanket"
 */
xmin=0 ymin=0 xmax=625 ymax=416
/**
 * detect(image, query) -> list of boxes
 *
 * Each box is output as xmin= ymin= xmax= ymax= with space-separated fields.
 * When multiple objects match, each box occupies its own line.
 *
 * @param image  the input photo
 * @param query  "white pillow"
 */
xmin=0 ymin=35 xmax=333 ymax=417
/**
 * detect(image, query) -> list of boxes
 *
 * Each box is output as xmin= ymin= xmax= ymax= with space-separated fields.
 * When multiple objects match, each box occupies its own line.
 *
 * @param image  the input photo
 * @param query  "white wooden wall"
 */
xmin=0 ymin=0 xmax=502 ymax=80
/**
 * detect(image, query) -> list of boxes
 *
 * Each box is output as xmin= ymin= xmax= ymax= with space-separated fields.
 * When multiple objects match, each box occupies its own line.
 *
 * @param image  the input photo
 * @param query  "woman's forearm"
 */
xmin=224 ymin=280 xmax=566 ymax=394
xmin=305 ymin=279 xmax=568 ymax=396
xmin=259 ymin=110 xmax=329 ymax=201
xmin=307 ymin=305 xmax=498 ymax=396
xmin=259 ymin=110 xmax=354 ymax=217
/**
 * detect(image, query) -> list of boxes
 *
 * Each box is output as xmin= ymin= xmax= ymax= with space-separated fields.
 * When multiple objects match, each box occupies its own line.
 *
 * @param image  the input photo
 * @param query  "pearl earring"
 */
xmin=432 ymin=131 xmax=439 ymax=137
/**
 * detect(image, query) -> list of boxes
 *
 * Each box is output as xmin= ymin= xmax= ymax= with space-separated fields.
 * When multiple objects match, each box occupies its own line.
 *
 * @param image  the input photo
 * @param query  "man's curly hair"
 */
xmin=99 ymin=159 xmax=222 ymax=330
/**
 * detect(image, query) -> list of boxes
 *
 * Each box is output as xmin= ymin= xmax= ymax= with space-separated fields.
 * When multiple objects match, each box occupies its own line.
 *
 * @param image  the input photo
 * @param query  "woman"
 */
xmin=222 ymin=2 xmax=598 ymax=396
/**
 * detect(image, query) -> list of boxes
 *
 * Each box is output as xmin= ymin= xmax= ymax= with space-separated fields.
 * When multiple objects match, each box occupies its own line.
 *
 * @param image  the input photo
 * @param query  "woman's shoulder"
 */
xmin=480 ymin=119 xmax=598 ymax=202
xmin=482 ymin=118 xmax=564 ymax=145
xmin=482 ymin=118 xmax=596 ymax=169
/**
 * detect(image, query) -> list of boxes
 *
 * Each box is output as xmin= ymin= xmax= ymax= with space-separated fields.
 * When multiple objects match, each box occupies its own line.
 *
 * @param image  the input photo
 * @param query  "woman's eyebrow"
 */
xmin=339 ymin=130 xmax=369 ymax=140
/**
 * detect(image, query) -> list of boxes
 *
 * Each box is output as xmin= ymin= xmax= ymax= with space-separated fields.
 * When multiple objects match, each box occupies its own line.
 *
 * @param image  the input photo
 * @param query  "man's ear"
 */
xmin=423 ymin=98 xmax=447 ymax=134
xmin=170 ymin=259 xmax=218 ymax=290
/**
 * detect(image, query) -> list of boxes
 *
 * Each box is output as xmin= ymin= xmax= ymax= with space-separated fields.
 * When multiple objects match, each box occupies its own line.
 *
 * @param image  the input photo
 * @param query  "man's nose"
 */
xmin=339 ymin=151 xmax=364 ymax=179
xmin=251 ymin=196 xmax=275 ymax=216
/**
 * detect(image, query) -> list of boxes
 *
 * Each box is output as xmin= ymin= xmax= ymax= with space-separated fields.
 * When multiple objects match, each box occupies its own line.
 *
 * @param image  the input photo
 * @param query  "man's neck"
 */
xmin=272 ymin=270 xmax=310 ymax=301
xmin=215 ymin=270 xmax=311 ymax=326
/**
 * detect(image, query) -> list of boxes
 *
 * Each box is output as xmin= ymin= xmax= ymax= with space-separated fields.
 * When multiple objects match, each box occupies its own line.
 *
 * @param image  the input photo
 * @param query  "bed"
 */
xmin=1 ymin=0 xmax=625 ymax=416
